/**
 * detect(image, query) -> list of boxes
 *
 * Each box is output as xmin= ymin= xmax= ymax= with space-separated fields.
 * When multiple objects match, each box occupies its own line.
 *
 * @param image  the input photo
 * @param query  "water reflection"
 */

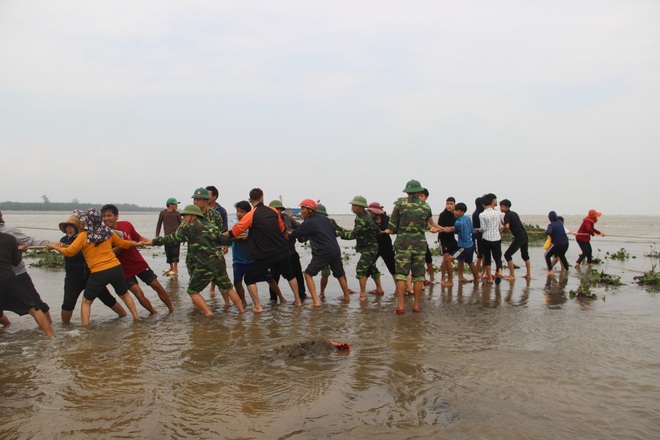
xmin=544 ymin=273 xmax=569 ymax=306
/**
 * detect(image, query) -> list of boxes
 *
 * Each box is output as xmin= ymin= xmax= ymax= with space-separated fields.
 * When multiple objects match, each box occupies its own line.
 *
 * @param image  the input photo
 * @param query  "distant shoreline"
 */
xmin=0 ymin=202 xmax=160 ymax=212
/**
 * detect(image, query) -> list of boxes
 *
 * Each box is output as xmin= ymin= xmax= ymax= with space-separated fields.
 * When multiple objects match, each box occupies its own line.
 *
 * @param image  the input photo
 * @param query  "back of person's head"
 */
xmin=454 ymin=202 xmax=468 ymax=213
xmin=481 ymin=193 xmax=496 ymax=206
xmin=205 ymin=186 xmax=219 ymax=197
xmin=235 ymin=200 xmax=252 ymax=212
xmin=446 ymin=196 xmax=456 ymax=203
xmin=101 ymin=204 xmax=119 ymax=216
xmin=249 ymin=188 xmax=264 ymax=202
xmin=500 ymin=199 xmax=511 ymax=208
xmin=557 ymin=215 xmax=564 ymax=223
xmin=422 ymin=188 xmax=429 ymax=197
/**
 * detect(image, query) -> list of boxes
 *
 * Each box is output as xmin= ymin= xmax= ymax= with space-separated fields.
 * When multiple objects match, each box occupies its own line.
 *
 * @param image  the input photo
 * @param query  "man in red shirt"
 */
xmin=102 ymin=204 xmax=174 ymax=314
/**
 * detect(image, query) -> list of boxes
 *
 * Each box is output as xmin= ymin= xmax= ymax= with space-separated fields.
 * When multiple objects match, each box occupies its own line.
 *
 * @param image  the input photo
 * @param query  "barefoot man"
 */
xmin=146 ymin=204 xmax=244 ymax=316
xmin=385 ymin=179 xmax=440 ymax=314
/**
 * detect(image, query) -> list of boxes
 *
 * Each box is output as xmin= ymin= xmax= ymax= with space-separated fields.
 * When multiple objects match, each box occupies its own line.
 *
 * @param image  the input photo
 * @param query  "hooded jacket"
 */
xmin=545 ymin=211 xmax=569 ymax=245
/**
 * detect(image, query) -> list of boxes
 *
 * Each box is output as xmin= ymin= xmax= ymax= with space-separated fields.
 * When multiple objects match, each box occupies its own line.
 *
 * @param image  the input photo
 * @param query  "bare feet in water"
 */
xmin=368 ymin=289 xmax=385 ymax=295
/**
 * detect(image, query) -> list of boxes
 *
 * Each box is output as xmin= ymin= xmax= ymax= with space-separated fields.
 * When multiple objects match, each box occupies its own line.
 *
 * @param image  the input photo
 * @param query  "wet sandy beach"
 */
xmin=1 ymin=212 xmax=660 ymax=439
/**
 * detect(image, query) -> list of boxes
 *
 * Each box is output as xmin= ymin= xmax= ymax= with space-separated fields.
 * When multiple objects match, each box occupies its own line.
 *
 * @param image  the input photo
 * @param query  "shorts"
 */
xmin=440 ymin=240 xmax=458 ymax=255
xmin=188 ymin=259 xmax=234 ymax=295
xmin=0 ymin=276 xmax=36 ymax=316
xmin=452 ymin=247 xmax=474 ymax=264
xmin=306 ymin=255 xmax=345 ymax=278
xmin=84 ymin=265 xmax=129 ymax=301
xmin=355 ymin=247 xmax=380 ymax=279
xmin=233 ymin=262 xmax=272 ymax=284
xmin=17 ymin=272 xmax=50 ymax=314
xmin=62 ymin=275 xmax=117 ymax=311
xmin=126 ymin=268 xmax=157 ymax=287
xmin=394 ymin=249 xmax=426 ymax=282
xmin=245 ymin=252 xmax=293 ymax=285
xmin=425 ymin=245 xmax=433 ymax=264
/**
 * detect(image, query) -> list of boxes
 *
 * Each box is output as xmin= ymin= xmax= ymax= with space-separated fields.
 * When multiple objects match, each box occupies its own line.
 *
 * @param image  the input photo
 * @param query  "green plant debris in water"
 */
xmin=644 ymin=245 xmax=660 ymax=259
xmin=605 ymin=248 xmax=635 ymax=261
xmin=24 ymin=250 xmax=65 ymax=268
xmin=569 ymin=282 xmax=598 ymax=300
xmin=588 ymin=269 xmax=624 ymax=286
xmin=634 ymin=265 xmax=660 ymax=286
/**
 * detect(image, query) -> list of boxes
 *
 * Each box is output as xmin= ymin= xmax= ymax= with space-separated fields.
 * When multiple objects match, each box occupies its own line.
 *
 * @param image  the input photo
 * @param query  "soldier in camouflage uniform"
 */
xmin=190 ymin=187 xmax=231 ymax=303
xmin=337 ymin=196 xmax=383 ymax=300
xmin=146 ymin=204 xmax=244 ymax=317
xmin=385 ymin=179 xmax=440 ymax=314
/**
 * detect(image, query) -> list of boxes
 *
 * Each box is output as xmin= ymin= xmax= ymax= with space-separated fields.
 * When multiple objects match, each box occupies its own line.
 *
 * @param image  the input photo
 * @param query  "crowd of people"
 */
xmin=0 ymin=180 xmax=606 ymax=336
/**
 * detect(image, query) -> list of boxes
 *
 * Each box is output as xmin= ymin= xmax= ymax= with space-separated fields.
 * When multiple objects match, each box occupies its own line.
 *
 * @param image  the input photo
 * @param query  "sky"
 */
xmin=1 ymin=0 xmax=659 ymax=215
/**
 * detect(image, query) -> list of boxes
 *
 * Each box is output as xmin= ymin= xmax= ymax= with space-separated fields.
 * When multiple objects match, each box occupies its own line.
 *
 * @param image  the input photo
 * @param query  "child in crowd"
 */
xmin=446 ymin=203 xmax=479 ymax=283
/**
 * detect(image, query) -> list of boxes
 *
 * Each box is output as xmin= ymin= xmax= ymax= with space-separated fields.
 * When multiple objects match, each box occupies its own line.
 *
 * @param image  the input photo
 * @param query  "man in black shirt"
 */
xmin=500 ymin=200 xmax=531 ymax=279
xmin=437 ymin=196 xmax=457 ymax=285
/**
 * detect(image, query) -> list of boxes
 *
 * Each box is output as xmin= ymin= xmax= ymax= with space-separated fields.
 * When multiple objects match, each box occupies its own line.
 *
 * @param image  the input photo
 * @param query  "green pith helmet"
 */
xmin=403 ymin=179 xmax=424 ymax=193
xmin=316 ymin=203 xmax=328 ymax=216
xmin=191 ymin=187 xmax=211 ymax=199
xmin=268 ymin=200 xmax=285 ymax=209
xmin=349 ymin=195 xmax=368 ymax=207
xmin=180 ymin=204 xmax=204 ymax=216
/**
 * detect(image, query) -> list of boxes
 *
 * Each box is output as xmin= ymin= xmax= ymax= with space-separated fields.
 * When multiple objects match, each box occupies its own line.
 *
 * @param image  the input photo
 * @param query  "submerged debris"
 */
xmin=270 ymin=339 xmax=350 ymax=359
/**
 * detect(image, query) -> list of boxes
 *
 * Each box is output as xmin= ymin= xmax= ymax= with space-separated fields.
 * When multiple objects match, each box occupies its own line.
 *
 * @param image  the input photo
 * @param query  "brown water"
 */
xmin=2 ymin=212 xmax=660 ymax=439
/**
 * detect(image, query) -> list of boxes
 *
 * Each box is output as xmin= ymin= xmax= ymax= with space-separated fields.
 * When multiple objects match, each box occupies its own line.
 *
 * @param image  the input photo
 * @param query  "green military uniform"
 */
xmin=338 ymin=210 xmax=381 ymax=280
xmin=182 ymin=208 xmax=226 ymax=273
xmin=388 ymin=195 xmax=432 ymax=282
xmin=153 ymin=215 xmax=233 ymax=294
xmin=206 ymin=208 xmax=226 ymax=232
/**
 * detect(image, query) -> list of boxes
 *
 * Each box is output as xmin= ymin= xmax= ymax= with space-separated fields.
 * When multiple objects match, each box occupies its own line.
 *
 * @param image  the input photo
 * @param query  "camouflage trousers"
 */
xmin=355 ymin=247 xmax=381 ymax=280
xmin=187 ymin=256 xmax=233 ymax=294
xmin=394 ymin=249 xmax=426 ymax=282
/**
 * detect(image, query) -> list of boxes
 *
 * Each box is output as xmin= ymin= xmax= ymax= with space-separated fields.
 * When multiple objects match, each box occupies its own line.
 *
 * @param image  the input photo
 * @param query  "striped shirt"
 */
xmin=479 ymin=208 xmax=502 ymax=242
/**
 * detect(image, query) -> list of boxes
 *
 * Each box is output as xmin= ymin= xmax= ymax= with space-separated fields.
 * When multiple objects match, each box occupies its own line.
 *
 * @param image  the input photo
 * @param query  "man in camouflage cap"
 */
xmin=191 ymin=187 xmax=228 ymax=298
xmin=337 ymin=196 xmax=384 ymax=300
xmin=146 ymin=204 xmax=244 ymax=316
xmin=385 ymin=180 xmax=440 ymax=314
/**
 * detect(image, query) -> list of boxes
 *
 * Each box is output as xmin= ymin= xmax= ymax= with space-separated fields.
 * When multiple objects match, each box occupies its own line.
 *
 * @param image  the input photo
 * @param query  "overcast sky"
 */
xmin=1 ymin=1 xmax=659 ymax=215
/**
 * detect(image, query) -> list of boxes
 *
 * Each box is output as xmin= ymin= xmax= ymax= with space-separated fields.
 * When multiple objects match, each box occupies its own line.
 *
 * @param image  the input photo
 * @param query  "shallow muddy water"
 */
xmin=1 ymin=212 xmax=660 ymax=439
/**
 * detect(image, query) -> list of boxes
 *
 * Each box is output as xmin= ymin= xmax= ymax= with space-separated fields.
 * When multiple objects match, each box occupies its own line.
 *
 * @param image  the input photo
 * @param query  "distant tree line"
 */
xmin=0 ymin=201 xmax=159 ymax=212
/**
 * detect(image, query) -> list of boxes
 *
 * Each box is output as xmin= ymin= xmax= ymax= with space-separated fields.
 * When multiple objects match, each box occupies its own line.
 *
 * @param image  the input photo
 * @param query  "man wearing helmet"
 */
xmin=337 ymin=196 xmax=383 ymax=301
xmin=288 ymin=198 xmax=352 ymax=305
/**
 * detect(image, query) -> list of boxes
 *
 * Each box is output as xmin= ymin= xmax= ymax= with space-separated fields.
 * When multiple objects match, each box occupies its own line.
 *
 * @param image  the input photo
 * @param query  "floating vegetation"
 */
xmin=644 ymin=245 xmax=660 ymax=259
xmin=342 ymin=251 xmax=352 ymax=261
xmin=24 ymin=250 xmax=65 ymax=268
xmin=588 ymin=269 xmax=624 ymax=286
xmin=569 ymin=282 xmax=598 ymax=300
xmin=591 ymin=249 xmax=603 ymax=265
xmin=605 ymin=248 xmax=635 ymax=261
xmin=634 ymin=265 xmax=660 ymax=286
